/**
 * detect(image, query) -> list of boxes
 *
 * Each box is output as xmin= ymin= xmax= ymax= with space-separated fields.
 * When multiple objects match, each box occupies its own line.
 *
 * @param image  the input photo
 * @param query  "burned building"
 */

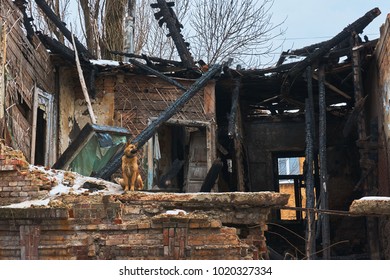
xmin=1 ymin=0 xmax=390 ymax=259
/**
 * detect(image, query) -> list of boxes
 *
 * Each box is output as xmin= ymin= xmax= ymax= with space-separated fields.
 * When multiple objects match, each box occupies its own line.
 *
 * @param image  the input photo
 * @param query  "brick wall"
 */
xmin=0 ymin=141 xmax=289 ymax=260
xmin=0 ymin=140 xmax=51 ymax=206
xmin=0 ymin=192 xmax=288 ymax=260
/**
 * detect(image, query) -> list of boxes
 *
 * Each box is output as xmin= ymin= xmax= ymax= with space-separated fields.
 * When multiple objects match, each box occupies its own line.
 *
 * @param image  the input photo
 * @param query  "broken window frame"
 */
xmin=52 ymin=123 xmax=131 ymax=177
xmin=30 ymin=86 xmax=57 ymax=167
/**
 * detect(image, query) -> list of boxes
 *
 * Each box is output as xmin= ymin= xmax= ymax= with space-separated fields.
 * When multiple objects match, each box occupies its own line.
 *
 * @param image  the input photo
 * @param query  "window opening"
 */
xmin=276 ymin=156 xmax=307 ymax=220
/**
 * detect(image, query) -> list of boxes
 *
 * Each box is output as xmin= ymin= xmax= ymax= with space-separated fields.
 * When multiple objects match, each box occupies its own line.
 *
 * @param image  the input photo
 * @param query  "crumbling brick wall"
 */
xmin=0 ymin=193 xmax=288 ymax=260
xmin=0 ymin=141 xmax=288 ymax=260
xmin=0 ymin=140 xmax=52 ymax=206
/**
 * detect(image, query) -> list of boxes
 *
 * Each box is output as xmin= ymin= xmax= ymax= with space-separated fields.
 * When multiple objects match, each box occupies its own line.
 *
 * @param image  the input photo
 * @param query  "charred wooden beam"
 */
xmin=37 ymin=33 xmax=76 ymax=62
xmin=14 ymin=0 xmax=35 ymax=42
xmin=111 ymin=51 xmax=183 ymax=67
xmin=127 ymin=58 xmax=187 ymax=91
xmin=133 ymin=62 xmax=223 ymax=147
xmin=96 ymin=62 xmax=225 ymax=179
xmin=287 ymin=8 xmax=380 ymax=79
xmin=289 ymin=41 xmax=327 ymax=57
xmin=305 ymin=99 xmax=316 ymax=259
xmin=34 ymin=0 xmax=93 ymax=60
xmin=200 ymin=158 xmax=223 ymax=192
xmin=318 ymin=64 xmax=330 ymax=260
xmin=228 ymin=79 xmax=241 ymax=138
xmin=151 ymin=0 xmax=195 ymax=68
xmin=312 ymin=73 xmax=351 ymax=99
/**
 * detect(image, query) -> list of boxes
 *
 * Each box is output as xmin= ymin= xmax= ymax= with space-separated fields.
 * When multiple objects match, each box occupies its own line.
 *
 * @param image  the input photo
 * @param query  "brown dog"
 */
xmin=119 ymin=142 xmax=143 ymax=192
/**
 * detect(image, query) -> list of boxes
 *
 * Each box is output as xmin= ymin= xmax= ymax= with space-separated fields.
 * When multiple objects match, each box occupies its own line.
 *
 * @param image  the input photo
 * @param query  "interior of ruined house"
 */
xmin=1 ymin=0 xmax=390 ymax=260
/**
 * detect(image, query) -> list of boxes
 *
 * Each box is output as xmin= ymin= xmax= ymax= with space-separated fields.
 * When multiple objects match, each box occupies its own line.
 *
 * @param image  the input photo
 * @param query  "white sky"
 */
xmin=270 ymin=0 xmax=390 ymax=51
xmin=67 ymin=0 xmax=390 ymax=64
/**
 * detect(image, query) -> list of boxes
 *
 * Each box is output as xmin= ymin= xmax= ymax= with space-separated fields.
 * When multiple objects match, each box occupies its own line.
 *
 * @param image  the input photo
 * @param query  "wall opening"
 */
xmin=274 ymin=153 xmax=307 ymax=221
xmin=147 ymin=119 xmax=213 ymax=193
xmin=34 ymin=107 xmax=47 ymax=166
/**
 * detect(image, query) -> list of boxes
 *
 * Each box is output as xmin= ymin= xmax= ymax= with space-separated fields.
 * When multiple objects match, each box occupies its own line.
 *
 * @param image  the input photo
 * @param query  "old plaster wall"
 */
xmin=366 ymin=13 xmax=390 ymax=259
xmin=58 ymin=68 xmax=115 ymax=154
xmin=371 ymin=14 xmax=390 ymax=197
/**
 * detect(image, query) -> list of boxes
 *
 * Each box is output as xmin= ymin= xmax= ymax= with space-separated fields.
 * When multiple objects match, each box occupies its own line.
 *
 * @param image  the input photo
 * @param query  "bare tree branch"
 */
xmin=189 ymin=0 xmax=285 ymax=66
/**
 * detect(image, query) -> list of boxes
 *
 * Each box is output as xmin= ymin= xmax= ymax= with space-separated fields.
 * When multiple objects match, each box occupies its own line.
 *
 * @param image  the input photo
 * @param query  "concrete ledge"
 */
xmin=115 ymin=191 xmax=289 ymax=208
xmin=349 ymin=197 xmax=390 ymax=215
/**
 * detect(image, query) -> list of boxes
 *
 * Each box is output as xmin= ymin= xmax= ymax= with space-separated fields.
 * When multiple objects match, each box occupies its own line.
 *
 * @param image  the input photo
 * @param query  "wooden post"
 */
xmin=305 ymin=99 xmax=316 ymax=259
xmin=318 ymin=64 xmax=330 ymax=259
xmin=228 ymin=79 xmax=241 ymax=138
xmin=72 ymin=34 xmax=97 ymax=124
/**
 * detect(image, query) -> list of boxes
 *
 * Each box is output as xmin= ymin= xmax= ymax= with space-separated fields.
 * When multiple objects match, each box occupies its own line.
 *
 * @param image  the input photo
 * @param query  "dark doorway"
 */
xmin=34 ymin=108 xmax=47 ymax=166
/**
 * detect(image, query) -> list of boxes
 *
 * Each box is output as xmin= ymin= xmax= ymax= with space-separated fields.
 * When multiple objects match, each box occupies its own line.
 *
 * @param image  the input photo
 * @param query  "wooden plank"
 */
xmin=312 ymin=74 xmax=351 ymax=99
xmin=72 ymin=34 xmax=96 ymax=124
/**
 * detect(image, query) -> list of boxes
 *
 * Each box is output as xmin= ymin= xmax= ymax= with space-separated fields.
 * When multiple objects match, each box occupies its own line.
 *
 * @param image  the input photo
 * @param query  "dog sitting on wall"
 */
xmin=118 ymin=142 xmax=143 ymax=192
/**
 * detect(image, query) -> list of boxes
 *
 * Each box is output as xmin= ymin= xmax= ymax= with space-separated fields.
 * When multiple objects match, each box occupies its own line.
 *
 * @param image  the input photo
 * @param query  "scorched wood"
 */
xmin=96 ymin=63 xmax=224 ymax=179
xmin=287 ymin=8 xmax=380 ymax=79
xmin=34 ymin=0 xmax=93 ymax=60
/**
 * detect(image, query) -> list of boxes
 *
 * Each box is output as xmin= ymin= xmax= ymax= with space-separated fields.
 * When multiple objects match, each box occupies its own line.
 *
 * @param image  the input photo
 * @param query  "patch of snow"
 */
xmin=90 ymin=59 xmax=129 ymax=66
xmin=165 ymin=209 xmax=188 ymax=215
xmin=2 ymin=198 xmax=51 ymax=208
xmin=0 ymin=165 xmax=123 ymax=209
xmin=359 ymin=196 xmax=390 ymax=201
xmin=330 ymin=102 xmax=347 ymax=107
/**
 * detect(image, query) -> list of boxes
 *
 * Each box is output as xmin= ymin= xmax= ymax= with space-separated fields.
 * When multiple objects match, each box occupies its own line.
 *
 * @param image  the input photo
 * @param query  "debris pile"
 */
xmin=0 ymin=140 xmax=123 ymax=208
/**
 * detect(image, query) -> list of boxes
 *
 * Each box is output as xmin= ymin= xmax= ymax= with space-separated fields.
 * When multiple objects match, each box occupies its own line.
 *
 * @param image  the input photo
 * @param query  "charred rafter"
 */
xmin=150 ymin=0 xmax=195 ymax=68
xmin=34 ymin=0 xmax=93 ymax=60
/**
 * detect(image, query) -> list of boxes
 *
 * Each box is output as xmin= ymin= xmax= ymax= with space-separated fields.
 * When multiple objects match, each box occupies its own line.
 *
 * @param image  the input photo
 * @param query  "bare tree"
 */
xmin=78 ymin=0 xmax=101 ymax=58
xmin=189 ymin=0 xmax=285 ymax=66
xmin=31 ymin=0 xmax=284 ymax=66
xmin=102 ymin=0 xmax=128 ymax=59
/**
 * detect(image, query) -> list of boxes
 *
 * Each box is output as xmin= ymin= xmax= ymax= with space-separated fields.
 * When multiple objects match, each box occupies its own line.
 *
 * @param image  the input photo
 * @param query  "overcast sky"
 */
xmin=67 ymin=0 xmax=390 ymax=65
xmin=270 ymin=0 xmax=390 ymax=51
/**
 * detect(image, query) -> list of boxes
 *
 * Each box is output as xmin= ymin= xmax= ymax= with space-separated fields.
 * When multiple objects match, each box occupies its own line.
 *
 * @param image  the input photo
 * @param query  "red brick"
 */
xmin=163 ymin=229 xmax=169 ymax=246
